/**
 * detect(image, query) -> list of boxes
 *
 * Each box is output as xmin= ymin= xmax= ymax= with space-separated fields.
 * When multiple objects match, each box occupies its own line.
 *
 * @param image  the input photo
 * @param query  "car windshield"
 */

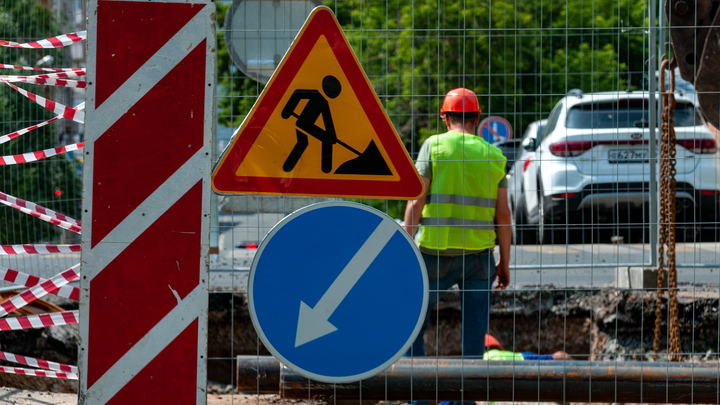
xmin=536 ymin=125 xmax=546 ymax=137
xmin=566 ymin=99 xmax=702 ymax=128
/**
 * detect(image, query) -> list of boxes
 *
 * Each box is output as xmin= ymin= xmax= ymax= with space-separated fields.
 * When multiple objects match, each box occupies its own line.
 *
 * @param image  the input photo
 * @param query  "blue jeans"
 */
xmin=407 ymin=250 xmax=496 ymax=358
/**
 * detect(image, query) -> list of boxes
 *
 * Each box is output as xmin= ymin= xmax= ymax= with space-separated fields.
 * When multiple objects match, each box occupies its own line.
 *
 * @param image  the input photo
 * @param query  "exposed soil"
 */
xmin=205 ymin=287 xmax=720 ymax=386
xmin=0 ymin=287 xmax=717 ymax=398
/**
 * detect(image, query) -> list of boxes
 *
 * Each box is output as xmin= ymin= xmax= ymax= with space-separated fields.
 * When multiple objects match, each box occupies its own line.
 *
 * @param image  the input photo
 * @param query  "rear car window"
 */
xmin=566 ymin=99 xmax=702 ymax=129
xmin=541 ymin=103 xmax=563 ymax=142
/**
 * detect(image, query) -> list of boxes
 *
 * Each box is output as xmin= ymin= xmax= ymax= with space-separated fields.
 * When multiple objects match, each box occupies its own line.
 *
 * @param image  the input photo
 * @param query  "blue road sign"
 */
xmin=479 ymin=116 xmax=513 ymax=143
xmin=248 ymin=202 xmax=428 ymax=383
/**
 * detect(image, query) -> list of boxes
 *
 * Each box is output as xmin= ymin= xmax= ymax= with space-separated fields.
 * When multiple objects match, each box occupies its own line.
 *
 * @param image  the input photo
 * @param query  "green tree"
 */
xmin=0 ymin=0 xmax=79 ymax=244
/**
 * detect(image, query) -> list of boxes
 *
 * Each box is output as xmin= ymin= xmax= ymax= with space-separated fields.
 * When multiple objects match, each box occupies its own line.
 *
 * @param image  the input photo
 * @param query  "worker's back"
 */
xmin=419 ymin=130 xmax=506 ymax=251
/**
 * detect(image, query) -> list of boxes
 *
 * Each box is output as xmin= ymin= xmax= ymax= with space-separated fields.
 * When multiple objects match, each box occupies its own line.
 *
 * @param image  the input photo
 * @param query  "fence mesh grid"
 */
xmin=0 ymin=0 xmax=717 ymax=401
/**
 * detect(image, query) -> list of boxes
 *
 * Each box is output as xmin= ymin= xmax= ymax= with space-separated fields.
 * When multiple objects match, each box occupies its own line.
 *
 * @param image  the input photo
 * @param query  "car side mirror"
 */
xmin=523 ymin=138 xmax=537 ymax=152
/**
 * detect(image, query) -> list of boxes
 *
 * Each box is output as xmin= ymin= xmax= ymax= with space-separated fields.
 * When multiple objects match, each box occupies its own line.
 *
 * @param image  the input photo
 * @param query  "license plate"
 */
xmin=608 ymin=149 xmax=648 ymax=163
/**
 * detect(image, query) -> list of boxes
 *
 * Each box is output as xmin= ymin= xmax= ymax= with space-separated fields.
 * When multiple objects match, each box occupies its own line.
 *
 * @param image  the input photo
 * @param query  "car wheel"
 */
xmin=514 ymin=195 xmax=537 ymax=245
xmin=537 ymin=185 xmax=553 ymax=244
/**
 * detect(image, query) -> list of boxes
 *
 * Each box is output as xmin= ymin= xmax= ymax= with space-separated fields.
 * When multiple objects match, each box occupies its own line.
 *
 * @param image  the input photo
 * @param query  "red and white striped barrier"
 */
xmin=0 ymin=366 xmax=77 ymax=380
xmin=0 ymin=264 xmax=80 ymax=317
xmin=0 ymin=65 xmax=85 ymax=73
xmin=5 ymin=83 xmax=84 ymax=123
xmin=0 ymin=191 xmax=81 ymax=233
xmin=0 ymin=31 xmax=86 ymax=49
xmin=0 ymin=76 xmax=86 ymax=88
xmin=0 ymin=244 xmax=80 ymax=255
xmin=0 ymin=103 xmax=86 ymax=145
xmin=82 ymin=0 xmax=215 ymax=400
xmin=0 ymin=267 xmax=79 ymax=301
xmin=0 ymin=142 xmax=83 ymax=165
xmin=0 ymin=310 xmax=78 ymax=331
xmin=0 ymin=351 xmax=77 ymax=374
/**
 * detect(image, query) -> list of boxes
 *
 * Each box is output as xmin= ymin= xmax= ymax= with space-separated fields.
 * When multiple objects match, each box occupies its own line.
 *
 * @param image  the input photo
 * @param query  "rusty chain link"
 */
xmin=654 ymin=59 xmax=682 ymax=361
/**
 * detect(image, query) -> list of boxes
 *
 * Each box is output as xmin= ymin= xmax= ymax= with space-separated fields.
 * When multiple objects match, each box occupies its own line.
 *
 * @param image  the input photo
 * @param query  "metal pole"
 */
xmin=210 ymin=22 xmax=221 ymax=260
xmin=649 ymin=0 xmax=659 ymax=269
xmin=238 ymin=356 xmax=720 ymax=403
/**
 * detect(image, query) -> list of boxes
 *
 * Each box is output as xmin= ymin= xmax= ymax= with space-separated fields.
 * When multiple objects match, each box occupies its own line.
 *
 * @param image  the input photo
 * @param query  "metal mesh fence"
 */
xmin=0 ymin=0 xmax=718 ymax=401
xmin=0 ymin=0 xmax=84 ymax=283
xmin=212 ymin=0 xmax=720 ymax=403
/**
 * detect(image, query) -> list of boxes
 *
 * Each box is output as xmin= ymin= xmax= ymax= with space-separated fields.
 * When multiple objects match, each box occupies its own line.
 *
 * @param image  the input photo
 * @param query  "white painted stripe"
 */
xmin=14 ymin=274 xmax=29 ymax=286
xmin=55 ymin=286 xmax=75 ymax=299
xmin=84 ymin=286 xmax=204 ymax=403
xmin=92 ymin=10 xmax=211 ymax=137
xmin=28 ymin=316 xmax=43 ymax=328
xmin=84 ymin=150 xmax=206 ymax=282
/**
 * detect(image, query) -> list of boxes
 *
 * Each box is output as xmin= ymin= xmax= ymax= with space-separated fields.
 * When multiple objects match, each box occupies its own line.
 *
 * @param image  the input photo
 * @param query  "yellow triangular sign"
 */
xmin=212 ymin=6 xmax=424 ymax=199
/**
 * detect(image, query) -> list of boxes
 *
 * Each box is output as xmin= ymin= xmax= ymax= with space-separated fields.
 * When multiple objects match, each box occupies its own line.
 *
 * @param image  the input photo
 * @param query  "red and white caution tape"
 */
xmin=0 ymin=311 xmax=78 ymax=331
xmin=0 ymin=102 xmax=85 ymax=145
xmin=0 ymin=72 xmax=86 ymax=82
xmin=0 ymin=76 xmax=85 ymax=88
xmin=0 ymin=351 xmax=77 ymax=374
xmin=5 ymin=83 xmax=84 ymax=123
xmin=0 ymin=31 xmax=86 ymax=49
xmin=0 ymin=142 xmax=83 ymax=165
xmin=0 ymin=65 xmax=84 ymax=73
xmin=0 ymin=264 xmax=80 ymax=318
xmin=0 ymin=191 xmax=81 ymax=233
xmin=0 ymin=244 xmax=80 ymax=255
xmin=0 ymin=366 xmax=77 ymax=379
xmin=0 ymin=267 xmax=79 ymax=301
xmin=0 ymin=71 xmax=87 ymax=80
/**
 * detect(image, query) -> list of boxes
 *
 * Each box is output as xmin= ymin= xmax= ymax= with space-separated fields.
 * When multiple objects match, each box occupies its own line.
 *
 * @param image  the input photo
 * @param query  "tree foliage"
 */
xmin=0 ymin=0 xmax=79 ymax=244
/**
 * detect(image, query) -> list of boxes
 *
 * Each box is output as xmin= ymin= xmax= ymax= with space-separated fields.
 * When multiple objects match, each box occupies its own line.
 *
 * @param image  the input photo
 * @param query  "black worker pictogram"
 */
xmin=280 ymin=75 xmax=392 ymax=176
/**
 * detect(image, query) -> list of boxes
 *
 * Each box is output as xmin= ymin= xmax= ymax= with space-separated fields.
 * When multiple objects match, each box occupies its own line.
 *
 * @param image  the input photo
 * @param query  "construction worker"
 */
xmin=483 ymin=334 xmax=573 ymax=361
xmin=404 ymin=88 xmax=511 ymax=359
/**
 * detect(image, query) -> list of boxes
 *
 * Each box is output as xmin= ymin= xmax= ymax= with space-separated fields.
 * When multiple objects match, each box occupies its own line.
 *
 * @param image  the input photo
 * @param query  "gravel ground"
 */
xmin=0 ymin=389 xmax=304 ymax=405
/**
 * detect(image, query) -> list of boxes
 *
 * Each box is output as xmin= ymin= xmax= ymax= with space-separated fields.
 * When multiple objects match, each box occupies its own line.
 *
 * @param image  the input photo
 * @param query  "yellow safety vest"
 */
xmin=418 ymin=131 xmax=506 ymax=251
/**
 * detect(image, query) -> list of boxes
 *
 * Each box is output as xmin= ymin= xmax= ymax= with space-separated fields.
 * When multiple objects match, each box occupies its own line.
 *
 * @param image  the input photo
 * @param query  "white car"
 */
xmin=511 ymin=90 xmax=720 ymax=244
xmin=506 ymin=119 xmax=547 ymax=244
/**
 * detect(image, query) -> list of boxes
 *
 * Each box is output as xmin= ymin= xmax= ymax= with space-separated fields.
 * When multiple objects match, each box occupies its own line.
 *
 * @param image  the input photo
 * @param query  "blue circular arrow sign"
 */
xmin=249 ymin=202 xmax=428 ymax=383
xmin=479 ymin=116 xmax=513 ymax=143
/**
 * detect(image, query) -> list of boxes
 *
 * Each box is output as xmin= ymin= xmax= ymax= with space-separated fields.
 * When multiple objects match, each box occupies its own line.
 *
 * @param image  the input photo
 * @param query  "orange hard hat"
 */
xmin=440 ymin=88 xmax=481 ymax=115
xmin=485 ymin=334 xmax=503 ymax=350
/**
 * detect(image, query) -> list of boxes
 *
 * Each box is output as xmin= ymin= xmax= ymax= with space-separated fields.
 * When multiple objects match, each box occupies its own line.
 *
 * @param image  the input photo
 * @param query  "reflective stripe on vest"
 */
xmin=418 ymin=130 xmax=506 ymax=251
xmin=420 ymin=217 xmax=495 ymax=229
xmin=426 ymin=193 xmax=497 ymax=209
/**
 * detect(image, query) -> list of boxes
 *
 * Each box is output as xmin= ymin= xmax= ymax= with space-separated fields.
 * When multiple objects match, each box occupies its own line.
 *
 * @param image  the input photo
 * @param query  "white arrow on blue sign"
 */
xmin=248 ymin=201 xmax=429 ymax=383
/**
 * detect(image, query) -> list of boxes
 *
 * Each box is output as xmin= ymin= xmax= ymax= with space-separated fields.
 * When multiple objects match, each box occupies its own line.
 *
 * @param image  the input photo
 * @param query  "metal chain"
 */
xmin=654 ymin=59 xmax=682 ymax=361
xmin=665 ymin=64 xmax=682 ymax=362
xmin=654 ymin=60 xmax=668 ymax=357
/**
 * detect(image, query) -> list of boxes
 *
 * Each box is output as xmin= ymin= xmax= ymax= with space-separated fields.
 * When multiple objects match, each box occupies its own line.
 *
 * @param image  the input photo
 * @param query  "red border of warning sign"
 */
xmin=212 ymin=7 xmax=424 ymax=200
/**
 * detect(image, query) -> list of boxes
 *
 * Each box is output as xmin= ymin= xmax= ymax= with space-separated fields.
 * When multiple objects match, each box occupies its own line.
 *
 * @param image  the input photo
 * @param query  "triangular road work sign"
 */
xmin=212 ymin=6 xmax=424 ymax=200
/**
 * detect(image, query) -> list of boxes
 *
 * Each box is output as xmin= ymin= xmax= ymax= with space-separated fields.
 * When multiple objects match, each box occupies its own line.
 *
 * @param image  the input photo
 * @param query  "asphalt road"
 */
xmin=3 ymin=212 xmax=718 ymax=292
xmin=212 ymin=212 xmax=720 ymax=290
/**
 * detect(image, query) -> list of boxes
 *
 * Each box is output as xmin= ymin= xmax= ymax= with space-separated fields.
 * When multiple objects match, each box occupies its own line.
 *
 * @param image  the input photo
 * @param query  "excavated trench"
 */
xmin=207 ymin=288 xmax=720 ymax=385
xmin=0 ymin=288 xmax=716 ymax=393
